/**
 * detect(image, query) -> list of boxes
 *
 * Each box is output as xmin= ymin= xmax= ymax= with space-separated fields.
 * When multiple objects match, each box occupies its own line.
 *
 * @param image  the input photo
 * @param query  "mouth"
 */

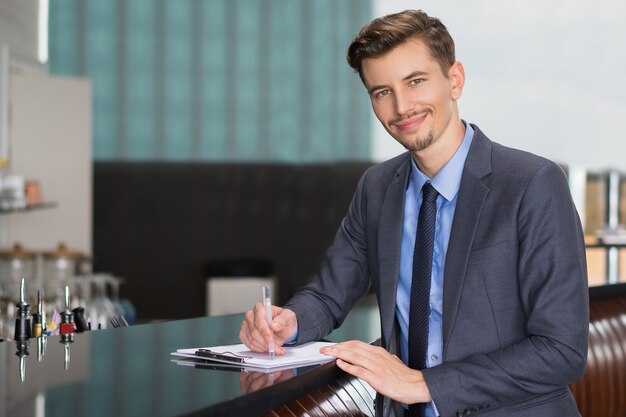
xmin=393 ymin=112 xmax=428 ymax=132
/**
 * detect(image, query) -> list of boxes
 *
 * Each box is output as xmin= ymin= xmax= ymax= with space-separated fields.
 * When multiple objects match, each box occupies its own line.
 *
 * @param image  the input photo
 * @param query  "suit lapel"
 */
xmin=442 ymin=127 xmax=492 ymax=352
xmin=378 ymin=155 xmax=411 ymax=345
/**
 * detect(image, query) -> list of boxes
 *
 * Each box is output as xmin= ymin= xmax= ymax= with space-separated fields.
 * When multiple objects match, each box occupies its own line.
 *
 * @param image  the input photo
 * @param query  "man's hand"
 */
xmin=239 ymin=304 xmax=297 ymax=355
xmin=321 ymin=340 xmax=431 ymax=405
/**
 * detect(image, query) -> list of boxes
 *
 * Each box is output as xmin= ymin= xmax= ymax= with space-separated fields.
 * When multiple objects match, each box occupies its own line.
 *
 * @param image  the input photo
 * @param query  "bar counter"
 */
xmin=0 ymin=296 xmax=380 ymax=417
xmin=5 ymin=284 xmax=626 ymax=417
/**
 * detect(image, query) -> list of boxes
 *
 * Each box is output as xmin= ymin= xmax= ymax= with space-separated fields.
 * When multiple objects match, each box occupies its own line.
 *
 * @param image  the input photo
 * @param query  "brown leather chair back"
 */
xmin=571 ymin=284 xmax=626 ymax=417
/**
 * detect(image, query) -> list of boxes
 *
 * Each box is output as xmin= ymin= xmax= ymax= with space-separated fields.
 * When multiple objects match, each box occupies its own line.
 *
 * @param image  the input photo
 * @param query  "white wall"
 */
xmin=371 ymin=0 xmax=626 ymax=171
xmin=0 ymin=0 xmax=40 ymax=62
xmin=7 ymin=74 xmax=92 ymax=254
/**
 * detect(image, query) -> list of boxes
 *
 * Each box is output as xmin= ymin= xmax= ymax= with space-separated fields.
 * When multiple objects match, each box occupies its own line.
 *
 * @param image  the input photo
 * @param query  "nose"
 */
xmin=393 ymin=90 xmax=414 ymax=115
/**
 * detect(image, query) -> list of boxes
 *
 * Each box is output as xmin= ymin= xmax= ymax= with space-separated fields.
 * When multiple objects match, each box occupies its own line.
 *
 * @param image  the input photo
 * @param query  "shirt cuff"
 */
xmin=432 ymin=400 xmax=440 ymax=416
xmin=282 ymin=328 xmax=298 ymax=345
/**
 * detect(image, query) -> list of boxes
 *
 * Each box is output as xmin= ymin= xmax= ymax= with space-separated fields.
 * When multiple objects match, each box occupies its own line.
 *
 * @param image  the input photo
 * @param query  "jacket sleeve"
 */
xmin=422 ymin=163 xmax=589 ymax=416
xmin=284 ymin=168 xmax=373 ymax=343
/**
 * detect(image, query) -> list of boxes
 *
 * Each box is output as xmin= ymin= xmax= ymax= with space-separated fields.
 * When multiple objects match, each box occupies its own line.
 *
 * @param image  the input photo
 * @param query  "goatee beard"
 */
xmin=402 ymin=130 xmax=434 ymax=152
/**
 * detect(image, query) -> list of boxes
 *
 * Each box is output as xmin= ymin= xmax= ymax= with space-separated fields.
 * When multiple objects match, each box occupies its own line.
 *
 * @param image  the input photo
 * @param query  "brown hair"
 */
xmin=347 ymin=10 xmax=456 ymax=82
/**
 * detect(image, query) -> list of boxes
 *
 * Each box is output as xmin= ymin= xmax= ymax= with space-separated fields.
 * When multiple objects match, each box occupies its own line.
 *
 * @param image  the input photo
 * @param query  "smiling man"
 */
xmin=240 ymin=10 xmax=588 ymax=417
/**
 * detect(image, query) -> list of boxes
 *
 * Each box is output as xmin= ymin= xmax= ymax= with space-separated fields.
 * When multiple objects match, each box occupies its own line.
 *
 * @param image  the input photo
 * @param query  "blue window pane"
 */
xmin=49 ymin=0 xmax=372 ymax=162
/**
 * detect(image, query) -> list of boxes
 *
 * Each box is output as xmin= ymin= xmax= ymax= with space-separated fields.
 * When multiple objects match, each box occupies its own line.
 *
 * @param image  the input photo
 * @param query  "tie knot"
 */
xmin=422 ymin=183 xmax=439 ymax=203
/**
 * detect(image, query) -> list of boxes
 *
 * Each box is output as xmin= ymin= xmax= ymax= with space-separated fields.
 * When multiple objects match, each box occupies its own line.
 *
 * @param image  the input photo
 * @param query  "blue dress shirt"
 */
xmin=396 ymin=122 xmax=473 ymax=416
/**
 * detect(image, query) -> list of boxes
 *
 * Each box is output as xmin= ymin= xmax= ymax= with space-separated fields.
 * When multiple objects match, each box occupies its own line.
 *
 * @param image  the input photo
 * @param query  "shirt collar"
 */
xmin=409 ymin=121 xmax=474 ymax=202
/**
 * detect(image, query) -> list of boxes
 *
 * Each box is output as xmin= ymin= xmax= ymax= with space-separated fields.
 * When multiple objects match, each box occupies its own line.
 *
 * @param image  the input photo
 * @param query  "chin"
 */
xmin=398 ymin=136 xmax=434 ymax=153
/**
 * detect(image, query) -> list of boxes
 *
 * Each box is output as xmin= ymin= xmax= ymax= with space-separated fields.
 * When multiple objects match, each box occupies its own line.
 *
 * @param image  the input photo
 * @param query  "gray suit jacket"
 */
xmin=285 ymin=125 xmax=589 ymax=417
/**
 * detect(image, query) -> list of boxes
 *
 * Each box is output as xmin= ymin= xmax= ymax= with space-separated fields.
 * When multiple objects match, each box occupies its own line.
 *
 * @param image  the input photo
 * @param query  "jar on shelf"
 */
xmin=0 ymin=243 xmax=38 ymax=301
xmin=0 ymin=174 xmax=26 ymax=210
xmin=42 ymin=242 xmax=90 ymax=306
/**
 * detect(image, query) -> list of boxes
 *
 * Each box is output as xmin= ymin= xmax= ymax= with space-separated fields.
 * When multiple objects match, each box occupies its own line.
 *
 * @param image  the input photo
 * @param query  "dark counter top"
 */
xmin=0 ymin=296 xmax=380 ymax=417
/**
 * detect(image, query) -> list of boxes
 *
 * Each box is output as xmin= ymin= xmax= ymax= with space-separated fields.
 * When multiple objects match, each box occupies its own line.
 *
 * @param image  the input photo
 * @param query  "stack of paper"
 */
xmin=171 ymin=341 xmax=335 ymax=371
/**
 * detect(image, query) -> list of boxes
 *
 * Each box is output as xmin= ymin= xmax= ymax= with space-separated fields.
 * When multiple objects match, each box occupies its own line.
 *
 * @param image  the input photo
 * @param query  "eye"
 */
xmin=374 ymin=89 xmax=391 ymax=99
xmin=409 ymin=78 xmax=424 ymax=86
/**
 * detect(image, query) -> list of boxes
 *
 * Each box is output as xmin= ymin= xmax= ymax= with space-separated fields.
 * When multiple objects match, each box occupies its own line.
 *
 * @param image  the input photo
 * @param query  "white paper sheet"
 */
xmin=171 ymin=341 xmax=336 ymax=370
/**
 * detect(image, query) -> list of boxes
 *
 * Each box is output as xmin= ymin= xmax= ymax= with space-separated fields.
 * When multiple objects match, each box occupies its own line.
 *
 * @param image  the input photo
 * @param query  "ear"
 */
xmin=448 ymin=61 xmax=465 ymax=101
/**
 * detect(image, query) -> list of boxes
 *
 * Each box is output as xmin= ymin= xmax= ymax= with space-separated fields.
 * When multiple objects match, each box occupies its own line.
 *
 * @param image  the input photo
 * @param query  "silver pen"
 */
xmin=262 ymin=286 xmax=275 ymax=359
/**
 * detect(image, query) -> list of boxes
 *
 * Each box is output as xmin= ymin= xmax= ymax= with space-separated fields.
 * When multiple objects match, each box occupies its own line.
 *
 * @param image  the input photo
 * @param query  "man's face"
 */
xmin=361 ymin=38 xmax=464 ymax=153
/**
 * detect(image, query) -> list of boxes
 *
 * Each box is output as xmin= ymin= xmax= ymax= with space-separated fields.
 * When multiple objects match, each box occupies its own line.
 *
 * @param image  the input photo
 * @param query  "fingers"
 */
xmin=270 ymin=307 xmax=298 ymax=342
xmin=239 ymin=320 xmax=264 ymax=353
xmin=254 ymin=303 xmax=287 ymax=355
xmin=321 ymin=340 xmax=431 ymax=405
xmin=336 ymin=357 xmax=368 ymax=379
xmin=240 ymin=305 xmax=270 ymax=352
xmin=321 ymin=341 xmax=392 ymax=380
xmin=239 ymin=304 xmax=297 ymax=355
xmin=270 ymin=306 xmax=290 ymax=332
xmin=321 ymin=340 xmax=387 ymax=366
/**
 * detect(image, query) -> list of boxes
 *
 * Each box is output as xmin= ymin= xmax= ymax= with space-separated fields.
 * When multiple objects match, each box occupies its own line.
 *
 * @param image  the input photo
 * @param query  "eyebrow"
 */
xmin=367 ymin=70 xmax=429 ymax=95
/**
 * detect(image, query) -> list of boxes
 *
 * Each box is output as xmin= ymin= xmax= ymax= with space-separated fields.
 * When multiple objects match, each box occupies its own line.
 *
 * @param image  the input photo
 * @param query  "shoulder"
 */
xmin=493 ymin=142 xmax=564 ymax=178
xmin=471 ymin=125 xmax=567 ymax=187
xmin=359 ymin=152 xmax=411 ymax=187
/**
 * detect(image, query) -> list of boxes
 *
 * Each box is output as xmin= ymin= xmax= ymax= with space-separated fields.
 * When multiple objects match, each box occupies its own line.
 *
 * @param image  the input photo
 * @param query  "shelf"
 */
xmin=587 ymin=242 xmax=626 ymax=248
xmin=0 ymin=202 xmax=57 ymax=215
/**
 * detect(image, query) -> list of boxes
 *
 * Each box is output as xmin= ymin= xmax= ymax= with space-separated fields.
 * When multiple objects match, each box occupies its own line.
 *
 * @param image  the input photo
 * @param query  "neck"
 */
xmin=412 ymin=118 xmax=466 ymax=178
